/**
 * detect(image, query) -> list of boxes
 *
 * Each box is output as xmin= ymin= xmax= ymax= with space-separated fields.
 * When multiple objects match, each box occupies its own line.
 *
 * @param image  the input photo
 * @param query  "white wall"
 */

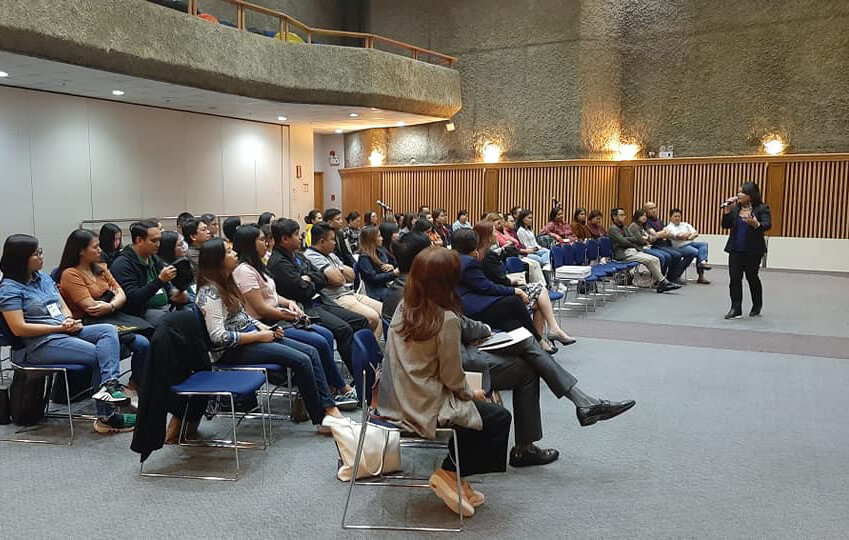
xmin=314 ymin=133 xmax=344 ymax=210
xmin=288 ymin=125 xmax=315 ymax=223
xmin=766 ymin=238 xmax=849 ymax=273
xmin=0 ymin=86 xmax=288 ymax=268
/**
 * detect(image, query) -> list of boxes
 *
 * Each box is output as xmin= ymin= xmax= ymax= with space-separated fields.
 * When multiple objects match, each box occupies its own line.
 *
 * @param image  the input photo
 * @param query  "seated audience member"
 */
xmin=452 ymin=209 xmax=472 ymax=232
xmin=398 ymin=212 xmax=417 ymax=237
xmin=475 ymin=222 xmax=575 ymax=349
xmin=433 ymin=208 xmax=452 ymax=247
xmin=665 ymin=208 xmax=711 ymax=284
xmin=515 ymin=209 xmax=551 ymax=269
xmin=357 ymin=225 xmax=399 ymax=301
xmin=509 ymin=206 xmax=524 ymax=221
xmin=383 ymin=231 xmax=635 ymax=468
xmin=258 ymin=212 xmax=276 ymax=227
xmin=644 ymin=201 xmax=693 ymax=282
xmin=176 ymin=212 xmax=194 ymax=230
xmin=541 ymin=206 xmax=577 ymax=245
xmin=305 ymin=223 xmax=383 ymax=341
xmin=201 ymin=213 xmax=218 ymax=239
xmin=571 ymin=208 xmax=593 ymax=241
xmin=418 ymin=204 xmax=432 ymax=215
xmin=363 ymin=210 xmax=378 ymax=228
xmin=323 ymin=208 xmax=356 ymax=267
xmin=99 ymin=223 xmax=123 ymax=268
xmin=0 ymin=234 xmax=134 ymax=433
xmin=303 ymin=209 xmax=322 ymax=248
xmin=57 ymin=229 xmax=150 ymax=390
xmin=629 ymin=209 xmax=673 ymax=275
xmin=608 ymin=208 xmax=679 ymax=293
xmin=343 ymin=211 xmax=362 ymax=253
xmin=484 ymin=212 xmax=545 ymax=285
xmin=378 ymin=222 xmax=400 ymax=262
xmin=453 ymin=229 xmax=551 ymax=352
xmin=158 ymin=230 xmax=195 ymax=300
xmin=221 ymin=216 xmax=241 ymax=248
xmin=195 ymin=239 xmax=343 ymax=431
xmin=259 ymin=223 xmax=273 ymax=264
xmin=111 ymin=220 xmax=189 ymax=324
xmin=586 ymin=209 xmax=607 ymax=238
xmin=378 ymin=246 xmax=512 ymax=516
xmin=267 ymin=219 xmax=369 ymax=375
xmin=231 ymin=225 xmax=356 ymax=405
xmin=182 ymin=217 xmax=211 ymax=276
xmin=414 ymin=216 xmax=443 ymax=246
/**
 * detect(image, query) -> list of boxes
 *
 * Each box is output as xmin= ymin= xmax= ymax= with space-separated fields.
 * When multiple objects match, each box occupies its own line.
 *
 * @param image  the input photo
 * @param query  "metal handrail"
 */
xmin=188 ymin=0 xmax=457 ymax=67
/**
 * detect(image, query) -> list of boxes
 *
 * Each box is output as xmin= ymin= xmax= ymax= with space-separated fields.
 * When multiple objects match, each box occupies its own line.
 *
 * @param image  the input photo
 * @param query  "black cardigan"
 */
xmin=481 ymin=248 xmax=513 ymax=287
xmin=722 ymin=204 xmax=771 ymax=257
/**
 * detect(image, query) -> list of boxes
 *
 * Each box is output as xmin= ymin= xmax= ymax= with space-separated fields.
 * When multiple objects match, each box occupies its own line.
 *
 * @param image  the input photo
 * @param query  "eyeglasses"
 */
xmin=31 ymin=248 xmax=44 ymax=258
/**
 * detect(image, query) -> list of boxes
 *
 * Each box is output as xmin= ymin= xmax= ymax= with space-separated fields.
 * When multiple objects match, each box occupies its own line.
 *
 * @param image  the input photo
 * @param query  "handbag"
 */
xmin=323 ymin=415 xmax=401 ymax=481
xmin=9 ymin=370 xmax=52 ymax=426
xmin=84 ymin=310 xmax=154 ymax=338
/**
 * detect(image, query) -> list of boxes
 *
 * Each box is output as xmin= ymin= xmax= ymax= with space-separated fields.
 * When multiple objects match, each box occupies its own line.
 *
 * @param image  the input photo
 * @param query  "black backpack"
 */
xmin=9 ymin=370 xmax=52 ymax=426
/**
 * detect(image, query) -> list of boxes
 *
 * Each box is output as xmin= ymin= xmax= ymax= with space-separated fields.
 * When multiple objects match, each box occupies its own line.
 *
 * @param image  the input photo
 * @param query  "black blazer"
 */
xmin=722 ymin=204 xmax=771 ymax=257
xmin=481 ymin=247 xmax=512 ymax=287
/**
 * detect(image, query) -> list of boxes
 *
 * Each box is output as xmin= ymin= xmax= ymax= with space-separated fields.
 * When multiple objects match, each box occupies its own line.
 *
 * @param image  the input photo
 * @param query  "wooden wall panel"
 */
xmin=497 ymin=165 xmax=618 ymax=226
xmin=381 ymin=168 xmax=487 ymax=220
xmin=340 ymin=171 xmax=382 ymax=217
xmin=632 ymin=162 xmax=768 ymax=234
xmin=784 ymin=161 xmax=849 ymax=238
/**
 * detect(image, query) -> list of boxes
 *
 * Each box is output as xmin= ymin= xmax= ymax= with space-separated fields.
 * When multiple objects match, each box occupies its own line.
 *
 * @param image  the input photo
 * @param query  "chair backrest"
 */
xmin=352 ymin=329 xmax=383 ymax=405
xmin=50 ymin=267 xmax=62 ymax=283
xmin=571 ymin=242 xmax=587 ymax=266
xmin=585 ymin=239 xmax=600 ymax=263
xmin=505 ymin=256 xmax=525 ymax=274
xmin=598 ymin=237 xmax=613 ymax=258
xmin=550 ymin=244 xmax=572 ymax=269
xmin=352 ymin=261 xmax=362 ymax=293
xmin=0 ymin=310 xmax=25 ymax=351
xmin=190 ymin=303 xmax=215 ymax=350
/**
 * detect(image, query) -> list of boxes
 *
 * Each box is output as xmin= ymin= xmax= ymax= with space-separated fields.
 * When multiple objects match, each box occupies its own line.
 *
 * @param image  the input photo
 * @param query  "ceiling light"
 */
xmin=0 ymin=71 xmax=9 ymax=78
xmin=111 ymin=90 xmax=125 ymax=96
xmin=349 ymin=113 xmax=359 ymax=118
xmin=277 ymin=116 xmax=288 ymax=121
xmin=335 ymin=129 xmax=343 ymax=134
xmin=445 ymin=122 xmax=456 ymax=132
xmin=615 ymin=143 xmax=641 ymax=161
xmin=396 ymin=121 xmax=406 ymax=127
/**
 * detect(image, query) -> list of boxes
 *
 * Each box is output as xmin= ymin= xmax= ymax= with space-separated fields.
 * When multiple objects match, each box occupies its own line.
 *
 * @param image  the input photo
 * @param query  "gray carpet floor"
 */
xmin=1 ymin=269 xmax=848 ymax=539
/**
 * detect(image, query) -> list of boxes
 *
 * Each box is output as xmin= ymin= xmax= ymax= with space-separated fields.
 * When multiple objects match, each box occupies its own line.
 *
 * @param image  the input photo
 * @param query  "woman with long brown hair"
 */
xmin=378 ymin=247 xmax=512 ymax=517
xmin=356 ymin=225 xmax=398 ymax=301
xmin=195 ymin=238 xmax=343 ymax=431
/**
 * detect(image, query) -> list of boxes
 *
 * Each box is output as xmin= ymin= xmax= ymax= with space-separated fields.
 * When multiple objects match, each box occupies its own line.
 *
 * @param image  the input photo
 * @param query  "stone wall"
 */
xmin=345 ymin=0 xmax=849 ymax=166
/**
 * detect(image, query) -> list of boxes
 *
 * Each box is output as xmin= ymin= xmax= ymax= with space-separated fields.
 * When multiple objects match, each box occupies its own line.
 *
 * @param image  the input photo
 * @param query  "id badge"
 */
xmin=46 ymin=302 xmax=62 ymax=318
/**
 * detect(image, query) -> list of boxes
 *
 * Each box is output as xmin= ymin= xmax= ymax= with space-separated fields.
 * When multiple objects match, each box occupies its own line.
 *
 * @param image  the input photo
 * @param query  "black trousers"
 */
xmin=442 ymin=401 xmax=512 ymax=477
xmin=305 ymin=302 xmax=369 ymax=375
xmin=470 ymin=295 xmax=541 ymax=341
xmin=728 ymin=251 xmax=763 ymax=310
xmin=485 ymin=338 xmax=578 ymax=445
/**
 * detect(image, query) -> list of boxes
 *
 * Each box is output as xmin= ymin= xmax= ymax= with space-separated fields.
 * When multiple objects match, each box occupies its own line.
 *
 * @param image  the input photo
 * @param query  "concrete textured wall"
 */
xmin=0 ymin=0 xmax=459 ymax=118
xmin=346 ymin=0 xmax=849 ymax=166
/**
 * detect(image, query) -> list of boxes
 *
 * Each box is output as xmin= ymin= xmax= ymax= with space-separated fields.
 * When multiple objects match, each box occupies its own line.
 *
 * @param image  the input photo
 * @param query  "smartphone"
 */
xmin=268 ymin=323 xmax=280 ymax=331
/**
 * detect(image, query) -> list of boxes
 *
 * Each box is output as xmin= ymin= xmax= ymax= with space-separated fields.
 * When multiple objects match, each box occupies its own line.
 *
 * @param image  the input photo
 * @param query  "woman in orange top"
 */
xmin=58 ymin=229 xmax=150 ymax=389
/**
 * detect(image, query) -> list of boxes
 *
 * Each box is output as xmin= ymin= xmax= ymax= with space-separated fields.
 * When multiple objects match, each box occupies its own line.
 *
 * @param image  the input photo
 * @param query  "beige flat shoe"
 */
xmin=429 ymin=469 xmax=474 ymax=517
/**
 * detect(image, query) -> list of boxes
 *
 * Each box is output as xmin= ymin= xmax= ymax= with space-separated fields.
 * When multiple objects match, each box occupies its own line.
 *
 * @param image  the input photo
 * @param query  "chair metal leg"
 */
xmin=0 ymin=366 xmax=76 ymax=446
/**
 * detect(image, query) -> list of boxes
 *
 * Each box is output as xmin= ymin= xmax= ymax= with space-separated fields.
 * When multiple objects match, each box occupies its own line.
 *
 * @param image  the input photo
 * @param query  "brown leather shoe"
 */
xmin=697 ymin=276 xmax=711 ymax=284
xmin=164 ymin=416 xmax=199 ymax=444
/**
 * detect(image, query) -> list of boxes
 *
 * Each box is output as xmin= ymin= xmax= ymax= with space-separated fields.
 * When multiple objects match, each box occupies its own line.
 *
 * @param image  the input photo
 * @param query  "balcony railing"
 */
xmin=184 ymin=0 xmax=457 ymax=67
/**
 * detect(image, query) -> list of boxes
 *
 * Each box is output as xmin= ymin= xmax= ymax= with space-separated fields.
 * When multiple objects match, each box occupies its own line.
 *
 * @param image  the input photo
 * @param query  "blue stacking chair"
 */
xmin=585 ymin=239 xmax=616 ymax=303
xmin=352 ymin=329 xmax=382 ymax=407
xmin=598 ymin=237 xmax=638 ymax=293
xmin=570 ymin=243 xmax=598 ymax=311
xmin=140 ymin=370 xmax=268 ymax=481
xmin=505 ymin=256 xmax=525 ymax=274
xmin=352 ymin=261 xmax=362 ymax=293
xmin=0 ymin=322 xmax=89 ymax=446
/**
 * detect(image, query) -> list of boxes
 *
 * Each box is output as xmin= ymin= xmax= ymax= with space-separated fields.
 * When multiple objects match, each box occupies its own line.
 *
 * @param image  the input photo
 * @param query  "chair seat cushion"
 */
xmin=12 ymin=362 xmax=89 ymax=373
xmin=547 ymin=291 xmax=564 ymax=301
xmin=171 ymin=371 xmax=266 ymax=397
xmin=215 ymin=363 xmax=284 ymax=373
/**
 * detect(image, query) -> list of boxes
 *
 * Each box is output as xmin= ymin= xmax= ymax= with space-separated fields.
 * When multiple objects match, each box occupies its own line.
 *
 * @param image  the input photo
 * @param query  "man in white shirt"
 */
xmin=305 ymin=223 xmax=384 ymax=340
xmin=664 ymin=208 xmax=711 ymax=284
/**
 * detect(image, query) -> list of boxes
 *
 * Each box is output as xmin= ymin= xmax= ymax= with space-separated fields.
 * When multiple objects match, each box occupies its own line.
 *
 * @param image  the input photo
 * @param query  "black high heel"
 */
xmin=548 ymin=334 xmax=577 ymax=346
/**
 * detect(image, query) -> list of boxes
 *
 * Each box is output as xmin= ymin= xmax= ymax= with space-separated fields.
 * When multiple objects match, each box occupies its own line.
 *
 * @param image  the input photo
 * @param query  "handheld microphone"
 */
xmin=720 ymin=197 xmax=739 ymax=209
xmin=376 ymin=200 xmax=393 ymax=212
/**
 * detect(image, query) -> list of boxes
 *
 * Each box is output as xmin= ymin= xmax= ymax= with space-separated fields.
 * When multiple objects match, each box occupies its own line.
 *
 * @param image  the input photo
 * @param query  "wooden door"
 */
xmin=314 ymin=171 xmax=324 ymax=210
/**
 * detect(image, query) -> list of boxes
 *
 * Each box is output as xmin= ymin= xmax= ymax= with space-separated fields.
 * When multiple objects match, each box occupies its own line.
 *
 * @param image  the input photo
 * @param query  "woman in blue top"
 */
xmin=721 ymin=182 xmax=771 ymax=319
xmin=0 ymin=234 xmax=134 ymax=433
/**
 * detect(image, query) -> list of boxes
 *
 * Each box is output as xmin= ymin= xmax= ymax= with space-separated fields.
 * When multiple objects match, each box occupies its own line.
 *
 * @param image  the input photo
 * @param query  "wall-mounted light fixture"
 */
xmin=277 ymin=116 xmax=288 ymax=122
xmin=111 ymin=90 xmax=125 ymax=96
xmin=445 ymin=121 xmax=455 ymax=132
xmin=762 ymin=135 xmax=786 ymax=155
xmin=481 ymin=142 xmax=502 ymax=163
xmin=0 ymin=71 xmax=9 ymax=78
xmin=368 ymin=149 xmax=385 ymax=167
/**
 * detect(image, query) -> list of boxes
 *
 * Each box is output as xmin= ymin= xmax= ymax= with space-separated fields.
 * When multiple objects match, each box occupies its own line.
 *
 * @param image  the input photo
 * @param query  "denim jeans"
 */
xmin=526 ymin=247 xmax=550 ymax=267
xmin=127 ymin=333 xmax=149 ymax=386
xmin=684 ymin=242 xmax=709 ymax=262
xmin=27 ymin=324 xmax=122 ymax=417
xmin=285 ymin=325 xmax=345 ymax=390
xmin=678 ymin=243 xmax=708 ymax=275
xmin=220 ymin=337 xmax=335 ymax=424
xmin=643 ymin=248 xmax=670 ymax=274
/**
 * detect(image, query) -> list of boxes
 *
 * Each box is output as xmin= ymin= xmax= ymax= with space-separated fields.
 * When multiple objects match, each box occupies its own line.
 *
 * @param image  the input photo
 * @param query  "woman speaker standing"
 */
xmin=721 ymin=182 xmax=771 ymax=319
